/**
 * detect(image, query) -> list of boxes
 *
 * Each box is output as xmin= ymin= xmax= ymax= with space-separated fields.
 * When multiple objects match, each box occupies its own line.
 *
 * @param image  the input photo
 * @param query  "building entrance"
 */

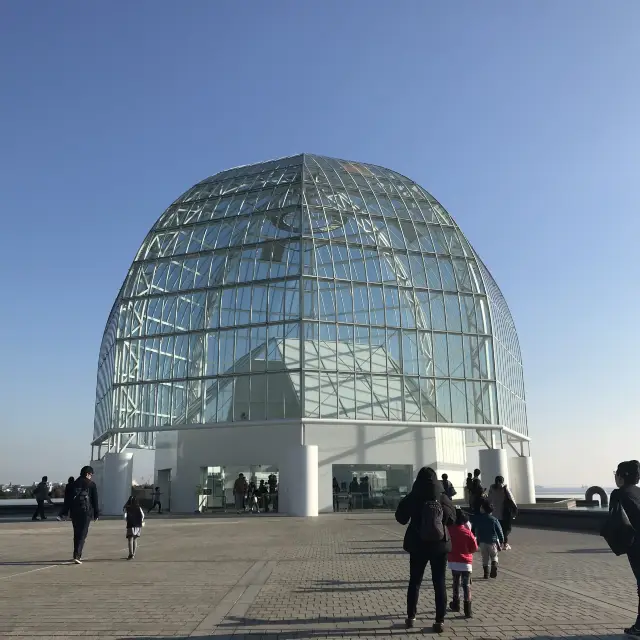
xmin=332 ymin=464 xmax=412 ymax=511
xmin=197 ymin=465 xmax=279 ymax=512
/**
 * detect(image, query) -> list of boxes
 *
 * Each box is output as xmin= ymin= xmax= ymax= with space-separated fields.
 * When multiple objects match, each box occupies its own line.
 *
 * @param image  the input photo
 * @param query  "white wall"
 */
xmin=154 ymin=422 xmax=469 ymax=514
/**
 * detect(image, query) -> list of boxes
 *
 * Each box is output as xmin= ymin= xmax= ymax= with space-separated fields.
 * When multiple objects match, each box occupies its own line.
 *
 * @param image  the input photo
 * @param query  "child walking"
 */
xmin=448 ymin=508 xmax=478 ymax=618
xmin=471 ymin=499 xmax=504 ymax=579
xmin=123 ymin=496 xmax=145 ymax=560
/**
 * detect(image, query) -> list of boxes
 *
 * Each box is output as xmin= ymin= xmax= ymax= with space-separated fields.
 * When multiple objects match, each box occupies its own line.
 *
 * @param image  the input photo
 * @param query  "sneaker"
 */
xmin=624 ymin=625 xmax=640 ymax=637
xmin=73 ymin=558 xmax=82 ymax=565
xmin=127 ymin=554 xmax=133 ymax=560
xmin=503 ymin=543 xmax=512 ymax=550
xmin=433 ymin=621 xmax=444 ymax=633
xmin=405 ymin=617 xmax=415 ymax=629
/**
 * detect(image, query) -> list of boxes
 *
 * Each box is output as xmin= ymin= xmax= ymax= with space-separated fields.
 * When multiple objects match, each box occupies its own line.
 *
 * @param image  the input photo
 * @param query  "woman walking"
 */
xmin=487 ymin=476 xmax=517 ymax=550
xmin=123 ymin=496 xmax=145 ymax=560
xmin=610 ymin=460 xmax=640 ymax=636
xmin=395 ymin=467 xmax=455 ymax=633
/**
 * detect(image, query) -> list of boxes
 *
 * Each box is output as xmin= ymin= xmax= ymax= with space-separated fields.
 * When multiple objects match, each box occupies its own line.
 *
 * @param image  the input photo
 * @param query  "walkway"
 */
xmin=0 ymin=513 xmax=635 ymax=639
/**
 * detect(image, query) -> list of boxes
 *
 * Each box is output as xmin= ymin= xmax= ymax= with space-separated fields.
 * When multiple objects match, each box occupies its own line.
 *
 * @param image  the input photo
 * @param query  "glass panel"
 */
xmin=319 ymin=372 xmax=338 ymax=418
xmin=444 ymin=293 xmax=462 ymax=332
xmin=218 ymin=329 xmax=235 ymax=374
xmin=424 ymin=256 xmax=442 ymax=289
xmin=303 ymin=278 xmax=318 ymax=319
xmin=371 ymin=375 xmax=388 ymax=419
xmin=433 ymin=333 xmax=449 ymax=377
xmin=388 ymin=376 xmax=403 ymax=420
xmin=250 ymin=325 xmax=268 ymax=372
xmin=337 ymin=373 xmax=356 ymax=418
xmin=355 ymin=374 xmax=373 ymax=419
xmin=399 ymin=288 xmax=416 ymax=328
xmin=460 ymin=295 xmax=478 ymax=334
xmin=417 ymin=331 xmax=433 ymax=377
xmin=436 ymin=378 xmax=452 ymax=422
xmin=439 ymin=257 xmax=457 ymax=291
xmin=387 ymin=329 xmax=401 ymax=372
xmin=420 ymin=377 xmax=437 ymax=422
xmin=450 ymin=380 xmax=467 ymax=423
xmin=408 ymin=254 xmax=427 ymax=287
xmin=447 ymin=334 xmax=464 ymax=378
xmin=384 ymin=287 xmax=401 ymax=326
xmin=174 ymin=335 xmax=188 ymax=378
xmin=370 ymin=328 xmax=387 ymax=373
xmin=335 ymin=282 xmax=353 ymax=322
xmin=319 ymin=323 xmax=337 ymax=370
xmin=337 ymin=325 xmax=354 ymax=371
xmin=369 ymin=285 xmax=385 ymax=325
xmin=402 ymin=330 xmax=419 ymax=375
xmin=304 ymin=371 xmax=320 ymax=417
xmin=354 ymin=326 xmax=371 ymax=372
xmin=318 ymin=280 xmax=336 ymax=321
xmin=430 ymin=292 xmax=446 ymax=331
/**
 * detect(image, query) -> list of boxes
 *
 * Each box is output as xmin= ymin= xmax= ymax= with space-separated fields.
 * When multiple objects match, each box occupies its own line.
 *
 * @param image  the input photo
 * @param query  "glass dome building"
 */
xmin=93 ymin=154 xmax=534 ymax=514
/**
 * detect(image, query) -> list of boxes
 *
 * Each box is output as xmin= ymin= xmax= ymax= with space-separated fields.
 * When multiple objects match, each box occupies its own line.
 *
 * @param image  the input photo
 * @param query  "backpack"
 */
xmin=419 ymin=499 xmax=446 ymax=543
xmin=601 ymin=499 xmax=635 ymax=556
xmin=71 ymin=483 xmax=90 ymax=515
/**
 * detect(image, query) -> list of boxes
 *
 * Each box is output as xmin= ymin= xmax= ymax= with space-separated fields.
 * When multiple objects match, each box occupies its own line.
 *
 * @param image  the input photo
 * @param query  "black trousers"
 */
xmin=452 ymin=570 xmax=472 ymax=602
xmin=500 ymin=518 xmax=512 ymax=543
xmin=32 ymin=500 xmax=45 ymax=520
xmin=72 ymin=515 xmax=91 ymax=559
xmin=628 ymin=541 xmax=640 ymax=626
xmin=407 ymin=553 xmax=448 ymax=622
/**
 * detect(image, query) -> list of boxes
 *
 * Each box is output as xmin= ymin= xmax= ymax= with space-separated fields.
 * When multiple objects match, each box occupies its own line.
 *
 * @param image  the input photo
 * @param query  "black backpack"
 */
xmin=71 ymin=484 xmax=90 ymax=515
xmin=601 ymin=500 xmax=635 ymax=556
xmin=419 ymin=499 xmax=446 ymax=543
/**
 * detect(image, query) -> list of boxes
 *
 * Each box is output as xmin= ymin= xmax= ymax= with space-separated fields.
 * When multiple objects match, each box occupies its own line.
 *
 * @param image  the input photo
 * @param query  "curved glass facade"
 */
xmin=94 ymin=154 xmax=527 ymax=445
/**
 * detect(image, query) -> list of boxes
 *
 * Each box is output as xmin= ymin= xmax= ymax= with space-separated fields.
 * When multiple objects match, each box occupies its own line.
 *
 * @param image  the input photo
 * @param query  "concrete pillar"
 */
xmin=479 ymin=448 xmax=509 ymax=489
xmin=508 ymin=456 xmax=536 ymax=505
xmin=100 ymin=452 xmax=134 ymax=516
xmin=279 ymin=445 xmax=318 ymax=517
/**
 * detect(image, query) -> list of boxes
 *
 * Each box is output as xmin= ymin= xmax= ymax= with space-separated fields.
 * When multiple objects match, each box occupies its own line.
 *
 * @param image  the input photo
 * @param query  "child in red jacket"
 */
xmin=448 ymin=508 xmax=478 ymax=618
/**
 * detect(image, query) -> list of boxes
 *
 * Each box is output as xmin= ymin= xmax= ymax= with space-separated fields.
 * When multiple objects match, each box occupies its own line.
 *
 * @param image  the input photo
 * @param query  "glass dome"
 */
xmin=94 ymin=154 xmax=527 ymax=448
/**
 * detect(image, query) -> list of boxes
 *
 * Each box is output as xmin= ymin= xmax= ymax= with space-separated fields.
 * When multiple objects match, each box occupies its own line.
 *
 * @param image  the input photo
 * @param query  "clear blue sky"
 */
xmin=1 ymin=2 xmax=638 ymax=487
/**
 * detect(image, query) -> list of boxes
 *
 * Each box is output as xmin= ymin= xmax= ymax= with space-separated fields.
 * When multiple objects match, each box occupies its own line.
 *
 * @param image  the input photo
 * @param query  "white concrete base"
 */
xmin=479 ymin=448 xmax=509 ymax=488
xmin=280 ymin=445 xmax=319 ymax=517
xmin=508 ymin=455 xmax=536 ymax=505
xmin=100 ymin=452 xmax=134 ymax=516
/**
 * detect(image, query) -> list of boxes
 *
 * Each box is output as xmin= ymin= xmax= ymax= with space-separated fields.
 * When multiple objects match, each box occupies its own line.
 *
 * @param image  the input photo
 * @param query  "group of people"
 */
xmin=396 ymin=462 xmax=640 ymax=636
xmin=232 ymin=473 xmax=278 ymax=514
xmin=395 ymin=467 xmax=519 ymax=633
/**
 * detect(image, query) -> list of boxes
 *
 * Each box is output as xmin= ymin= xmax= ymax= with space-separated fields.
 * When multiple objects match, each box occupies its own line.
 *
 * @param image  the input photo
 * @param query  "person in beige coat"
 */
xmin=487 ymin=476 xmax=517 ymax=550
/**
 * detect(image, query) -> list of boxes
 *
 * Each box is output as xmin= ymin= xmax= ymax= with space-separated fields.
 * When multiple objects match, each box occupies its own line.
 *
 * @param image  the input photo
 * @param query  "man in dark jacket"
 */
xmin=470 ymin=468 xmax=485 ymax=513
xmin=610 ymin=460 xmax=640 ymax=636
xmin=56 ymin=476 xmax=77 ymax=521
xmin=395 ymin=467 xmax=456 ymax=633
xmin=69 ymin=466 xmax=100 ymax=564
xmin=32 ymin=476 xmax=52 ymax=521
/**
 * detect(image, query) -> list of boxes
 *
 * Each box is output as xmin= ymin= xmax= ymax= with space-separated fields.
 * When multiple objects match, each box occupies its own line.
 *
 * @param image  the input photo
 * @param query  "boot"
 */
xmin=483 ymin=566 xmax=489 ymax=580
xmin=464 ymin=601 xmax=473 ymax=619
xmin=490 ymin=561 xmax=498 ymax=579
xmin=449 ymin=598 xmax=460 ymax=612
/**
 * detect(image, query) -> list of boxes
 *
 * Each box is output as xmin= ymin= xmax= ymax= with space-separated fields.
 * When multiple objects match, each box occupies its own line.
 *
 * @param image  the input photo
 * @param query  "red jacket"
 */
xmin=447 ymin=524 xmax=478 ymax=565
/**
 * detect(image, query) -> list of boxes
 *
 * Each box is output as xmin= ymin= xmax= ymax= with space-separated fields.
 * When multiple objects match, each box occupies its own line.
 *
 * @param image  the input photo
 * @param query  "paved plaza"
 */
xmin=0 ymin=513 xmax=636 ymax=639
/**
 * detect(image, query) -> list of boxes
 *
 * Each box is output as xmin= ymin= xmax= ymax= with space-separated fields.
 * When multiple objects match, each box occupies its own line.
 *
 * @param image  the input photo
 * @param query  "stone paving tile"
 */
xmin=0 ymin=513 xmax=637 ymax=639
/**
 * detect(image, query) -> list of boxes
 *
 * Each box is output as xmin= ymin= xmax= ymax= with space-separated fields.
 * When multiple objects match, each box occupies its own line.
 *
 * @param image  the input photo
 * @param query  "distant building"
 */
xmin=92 ymin=155 xmax=535 ymax=515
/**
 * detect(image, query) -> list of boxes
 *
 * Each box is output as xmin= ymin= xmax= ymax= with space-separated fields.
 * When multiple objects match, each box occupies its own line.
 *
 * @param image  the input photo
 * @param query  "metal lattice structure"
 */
xmin=93 ymin=154 xmax=528 ymax=456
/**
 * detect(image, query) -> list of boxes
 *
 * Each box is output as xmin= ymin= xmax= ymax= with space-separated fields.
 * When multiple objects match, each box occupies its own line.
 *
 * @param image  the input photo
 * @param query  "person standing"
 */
xmin=395 ymin=467 xmax=455 ymax=633
xmin=149 ymin=487 xmax=162 ymax=514
xmin=32 ymin=476 xmax=52 ymax=521
xmin=487 ymin=476 xmax=517 ymax=550
xmin=233 ymin=474 xmax=247 ymax=514
xmin=56 ymin=476 xmax=77 ymax=521
xmin=610 ymin=460 xmax=640 ymax=637
xmin=69 ymin=466 xmax=99 ymax=564
xmin=441 ymin=474 xmax=457 ymax=500
xmin=470 ymin=469 xmax=485 ymax=513
xmin=464 ymin=473 xmax=473 ymax=505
